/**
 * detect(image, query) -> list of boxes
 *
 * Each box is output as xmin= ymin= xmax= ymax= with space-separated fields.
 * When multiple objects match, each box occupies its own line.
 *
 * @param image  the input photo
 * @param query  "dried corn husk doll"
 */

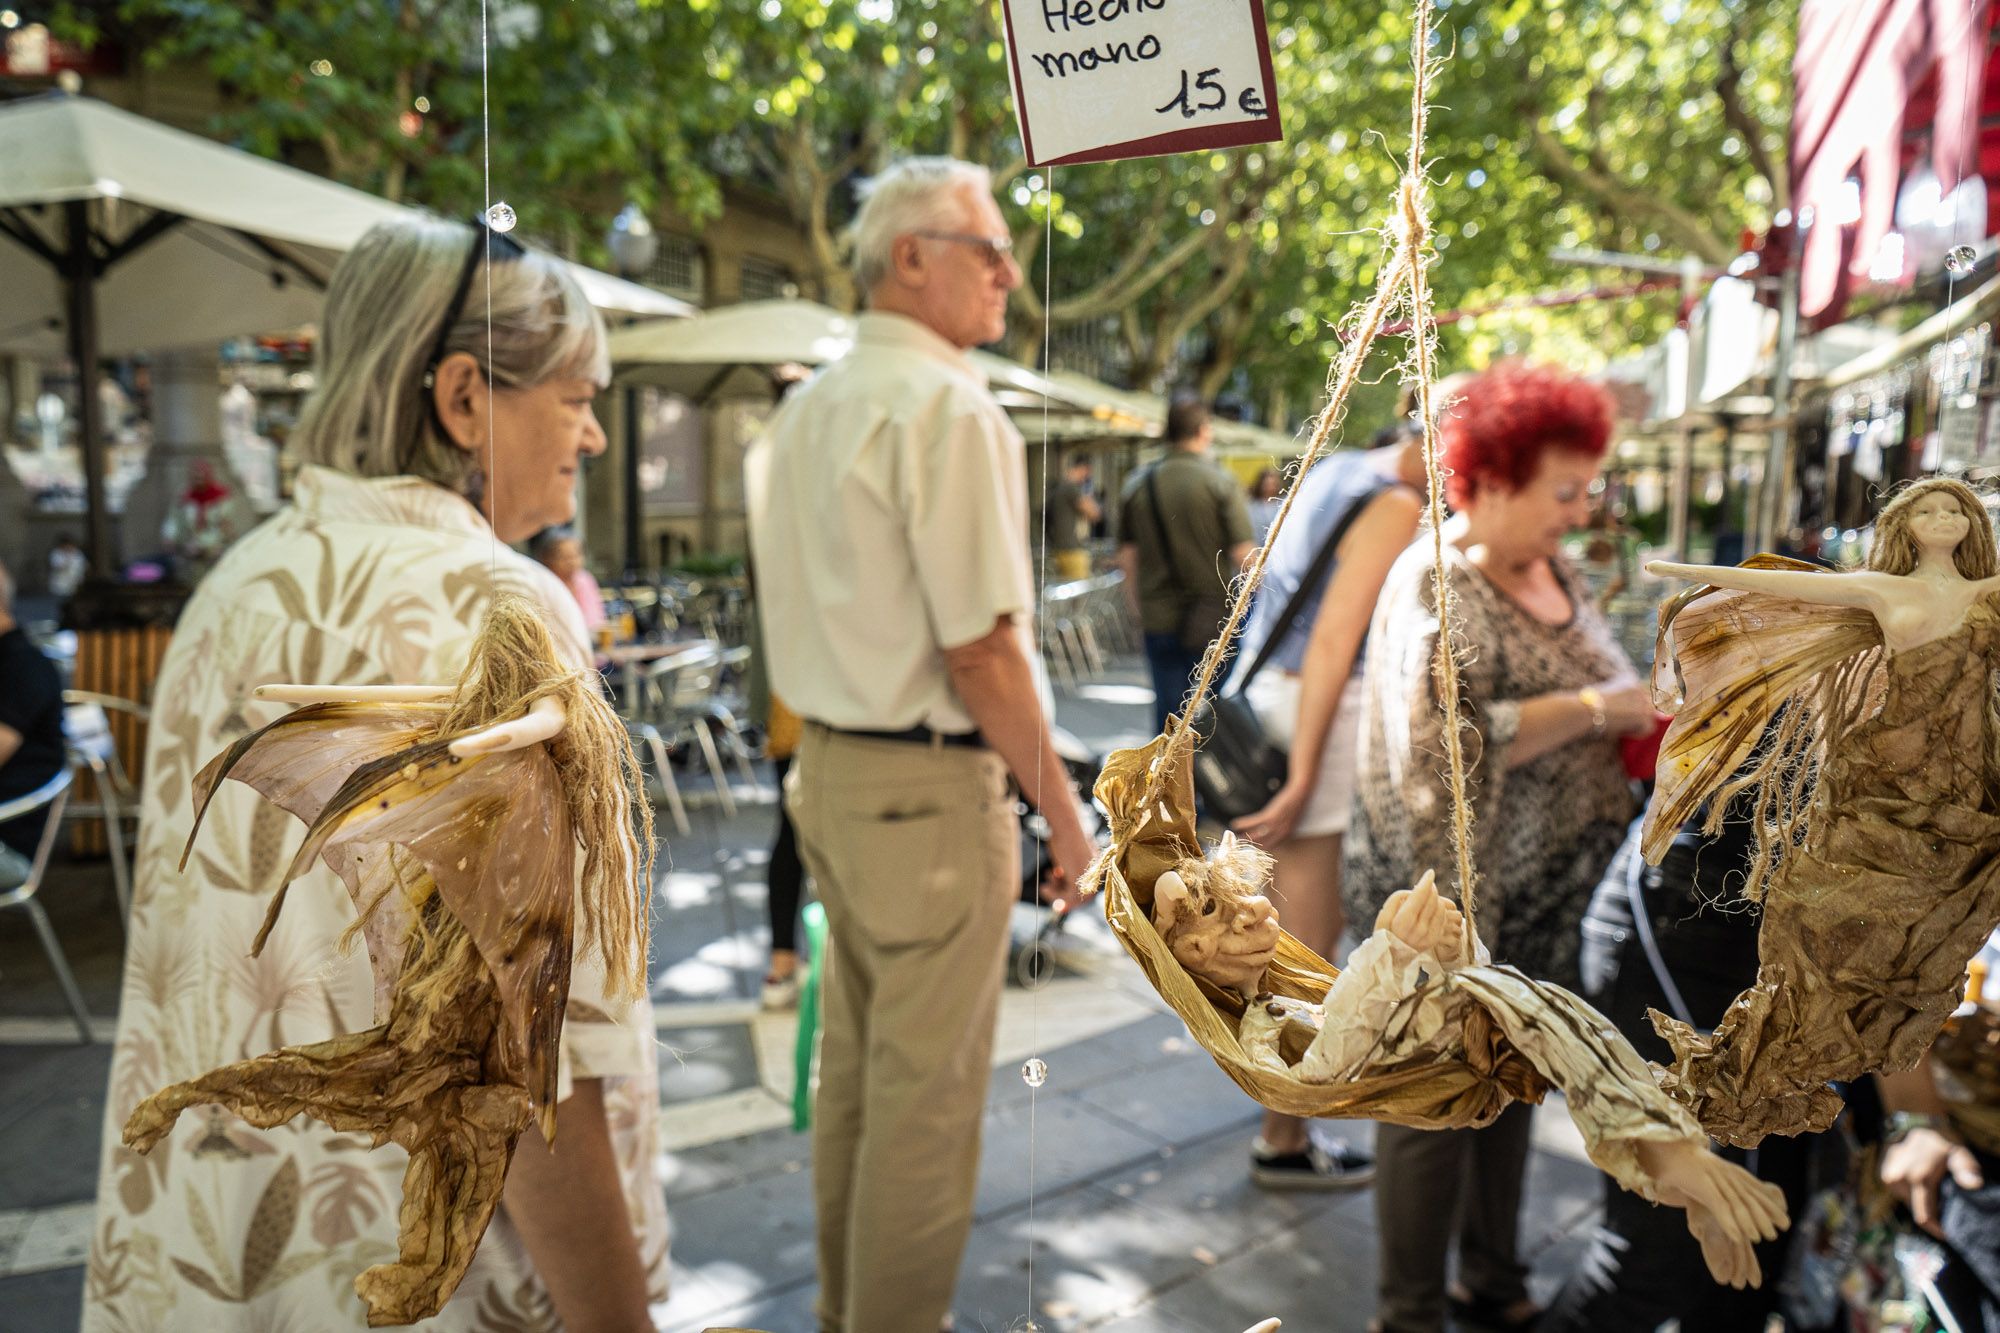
xmin=1641 ymin=477 xmax=2000 ymax=1147
xmin=1155 ymin=844 xmax=1785 ymax=1288
xmin=120 ymin=596 xmax=652 ymax=1326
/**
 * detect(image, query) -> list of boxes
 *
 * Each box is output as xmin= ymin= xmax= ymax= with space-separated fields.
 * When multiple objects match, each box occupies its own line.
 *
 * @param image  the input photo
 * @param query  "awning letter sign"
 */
xmin=1001 ymin=0 xmax=1283 ymax=166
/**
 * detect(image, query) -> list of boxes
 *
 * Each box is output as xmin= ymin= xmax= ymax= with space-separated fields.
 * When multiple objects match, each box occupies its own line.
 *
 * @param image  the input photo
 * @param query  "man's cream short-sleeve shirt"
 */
xmin=747 ymin=311 xmax=1035 ymax=733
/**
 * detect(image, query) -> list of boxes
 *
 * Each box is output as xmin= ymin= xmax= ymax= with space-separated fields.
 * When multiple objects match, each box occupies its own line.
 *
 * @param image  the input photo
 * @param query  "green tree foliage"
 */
xmin=77 ymin=0 xmax=1793 ymax=427
xmin=89 ymin=0 xmax=722 ymax=262
xmin=687 ymin=0 xmax=1791 ymax=427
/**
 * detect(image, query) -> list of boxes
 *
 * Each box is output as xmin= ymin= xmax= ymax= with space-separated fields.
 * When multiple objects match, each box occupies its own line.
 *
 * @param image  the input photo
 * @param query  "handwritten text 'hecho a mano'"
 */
xmin=1031 ymin=0 xmax=1268 ymax=122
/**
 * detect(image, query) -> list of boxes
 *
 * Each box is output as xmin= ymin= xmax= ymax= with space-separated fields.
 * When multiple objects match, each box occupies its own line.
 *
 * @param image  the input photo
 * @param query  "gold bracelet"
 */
xmin=1577 ymin=686 xmax=1608 ymax=736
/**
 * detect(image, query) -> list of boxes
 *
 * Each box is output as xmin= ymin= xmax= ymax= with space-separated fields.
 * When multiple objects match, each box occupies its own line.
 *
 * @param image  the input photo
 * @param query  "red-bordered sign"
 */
xmin=1000 ymin=0 xmax=1283 ymax=167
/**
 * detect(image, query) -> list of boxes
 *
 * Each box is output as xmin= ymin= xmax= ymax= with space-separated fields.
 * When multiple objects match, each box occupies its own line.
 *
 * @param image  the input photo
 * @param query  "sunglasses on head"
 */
xmin=403 ymin=217 xmax=529 ymax=471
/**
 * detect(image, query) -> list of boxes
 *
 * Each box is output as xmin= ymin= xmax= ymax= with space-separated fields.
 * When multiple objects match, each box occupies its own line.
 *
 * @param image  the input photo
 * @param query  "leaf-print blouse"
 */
xmin=83 ymin=466 xmax=669 ymax=1332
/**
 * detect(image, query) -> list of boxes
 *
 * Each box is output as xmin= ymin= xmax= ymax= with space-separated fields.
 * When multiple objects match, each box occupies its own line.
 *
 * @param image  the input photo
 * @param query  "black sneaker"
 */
xmin=1249 ymin=1135 xmax=1375 ymax=1190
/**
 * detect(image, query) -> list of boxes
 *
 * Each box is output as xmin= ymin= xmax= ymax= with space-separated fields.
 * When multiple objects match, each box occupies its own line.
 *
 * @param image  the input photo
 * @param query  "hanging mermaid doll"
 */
xmin=1641 ymin=476 xmax=2000 ymax=1147
xmin=119 ymin=596 xmax=653 ymax=1325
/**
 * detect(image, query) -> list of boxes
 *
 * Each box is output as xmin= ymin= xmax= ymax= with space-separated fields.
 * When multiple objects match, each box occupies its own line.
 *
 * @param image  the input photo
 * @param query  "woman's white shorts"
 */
xmin=1241 ymin=670 xmax=1368 ymax=840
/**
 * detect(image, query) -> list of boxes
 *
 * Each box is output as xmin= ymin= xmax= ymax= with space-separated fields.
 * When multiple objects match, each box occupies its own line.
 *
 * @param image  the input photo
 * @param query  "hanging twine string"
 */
xmin=1397 ymin=0 xmax=1481 ymax=940
xmin=1139 ymin=0 xmax=1481 ymax=936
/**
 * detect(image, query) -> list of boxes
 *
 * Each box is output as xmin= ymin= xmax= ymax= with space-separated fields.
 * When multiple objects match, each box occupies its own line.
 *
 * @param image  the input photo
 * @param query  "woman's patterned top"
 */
xmin=1345 ymin=541 xmax=1637 ymax=987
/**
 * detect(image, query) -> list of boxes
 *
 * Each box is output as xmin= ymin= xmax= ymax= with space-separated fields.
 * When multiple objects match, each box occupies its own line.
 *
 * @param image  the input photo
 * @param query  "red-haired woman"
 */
xmin=1343 ymin=363 xmax=1655 ymax=1333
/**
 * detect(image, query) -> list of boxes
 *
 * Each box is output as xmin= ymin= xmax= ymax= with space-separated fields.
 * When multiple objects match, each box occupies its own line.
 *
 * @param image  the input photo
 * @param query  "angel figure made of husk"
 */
xmin=119 ymin=595 xmax=653 ymax=1326
xmin=1641 ymin=476 xmax=2000 ymax=1148
xmin=1088 ymin=737 xmax=1790 ymax=1289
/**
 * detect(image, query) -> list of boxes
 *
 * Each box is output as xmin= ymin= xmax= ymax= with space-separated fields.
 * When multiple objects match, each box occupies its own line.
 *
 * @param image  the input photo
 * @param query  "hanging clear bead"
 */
xmin=484 ymin=202 xmax=518 ymax=234
xmin=1020 ymin=1057 xmax=1048 ymax=1088
xmin=1947 ymin=244 xmax=1978 ymax=274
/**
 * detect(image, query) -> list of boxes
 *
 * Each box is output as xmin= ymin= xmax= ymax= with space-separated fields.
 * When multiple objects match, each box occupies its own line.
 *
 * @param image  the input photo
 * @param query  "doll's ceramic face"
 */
xmin=1152 ymin=868 xmax=1281 ymax=994
xmin=1906 ymin=490 xmax=1973 ymax=559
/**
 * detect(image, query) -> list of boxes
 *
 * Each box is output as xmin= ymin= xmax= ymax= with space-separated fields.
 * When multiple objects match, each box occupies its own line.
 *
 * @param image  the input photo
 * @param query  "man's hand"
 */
xmin=942 ymin=617 xmax=1099 ymax=908
xmin=1882 ymin=1125 xmax=1984 ymax=1238
xmin=1039 ymin=813 xmax=1099 ymax=912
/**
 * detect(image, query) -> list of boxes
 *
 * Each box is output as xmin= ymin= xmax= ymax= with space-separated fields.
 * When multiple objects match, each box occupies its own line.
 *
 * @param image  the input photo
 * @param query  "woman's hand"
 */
xmin=1882 ymin=1125 xmax=1984 ymax=1237
xmin=1596 ymin=679 xmax=1655 ymax=738
xmin=1232 ymin=780 xmax=1311 ymax=847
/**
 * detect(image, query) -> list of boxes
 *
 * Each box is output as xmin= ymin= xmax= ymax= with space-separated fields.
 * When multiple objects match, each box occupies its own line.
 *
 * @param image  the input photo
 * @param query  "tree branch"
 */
xmin=1048 ymin=160 xmax=1247 ymax=321
xmin=1160 ymin=228 xmax=1257 ymax=359
xmin=1720 ymin=13 xmax=1788 ymax=213
xmin=1526 ymin=113 xmax=1734 ymax=263
xmin=1198 ymin=283 xmax=1259 ymax=399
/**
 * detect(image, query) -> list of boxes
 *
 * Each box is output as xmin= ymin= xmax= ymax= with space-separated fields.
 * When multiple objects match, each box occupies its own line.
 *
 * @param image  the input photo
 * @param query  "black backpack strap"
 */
xmin=1233 ymin=474 xmax=1395 ymax=692
xmin=1141 ymin=463 xmax=1193 ymax=602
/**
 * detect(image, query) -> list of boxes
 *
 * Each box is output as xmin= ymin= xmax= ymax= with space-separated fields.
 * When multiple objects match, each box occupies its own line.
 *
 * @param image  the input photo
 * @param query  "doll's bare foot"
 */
xmin=1632 ymin=1137 xmax=1787 ymax=1288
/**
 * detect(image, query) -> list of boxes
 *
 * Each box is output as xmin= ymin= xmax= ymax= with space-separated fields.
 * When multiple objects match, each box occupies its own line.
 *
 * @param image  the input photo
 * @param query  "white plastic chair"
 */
xmin=0 ymin=767 xmax=93 ymax=1042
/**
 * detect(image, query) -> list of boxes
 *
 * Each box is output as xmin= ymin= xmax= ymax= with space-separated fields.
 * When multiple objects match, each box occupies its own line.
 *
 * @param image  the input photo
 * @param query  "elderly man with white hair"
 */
xmin=0 ymin=560 xmax=65 ymax=885
xmin=747 ymin=157 xmax=1097 ymax=1332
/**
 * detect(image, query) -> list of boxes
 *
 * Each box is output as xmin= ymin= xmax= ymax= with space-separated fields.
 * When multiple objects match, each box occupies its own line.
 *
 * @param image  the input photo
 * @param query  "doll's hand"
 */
xmin=1375 ymin=871 xmax=1468 ymax=962
xmin=448 ymin=696 xmax=568 ymax=758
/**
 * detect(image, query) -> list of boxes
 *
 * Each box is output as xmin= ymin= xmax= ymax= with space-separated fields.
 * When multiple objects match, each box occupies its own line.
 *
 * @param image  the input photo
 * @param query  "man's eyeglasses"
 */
xmin=404 ymin=217 xmax=529 ymax=470
xmin=912 ymin=229 xmax=1015 ymax=272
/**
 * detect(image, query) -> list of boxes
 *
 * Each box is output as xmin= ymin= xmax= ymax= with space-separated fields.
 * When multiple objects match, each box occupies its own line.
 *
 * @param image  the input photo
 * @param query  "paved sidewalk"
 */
xmin=0 ymin=656 xmax=1613 ymax=1331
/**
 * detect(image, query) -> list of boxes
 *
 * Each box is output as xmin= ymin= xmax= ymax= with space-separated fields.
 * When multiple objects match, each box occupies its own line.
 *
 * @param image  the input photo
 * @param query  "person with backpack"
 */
xmin=1115 ymin=398 xmax=1254 ymax=733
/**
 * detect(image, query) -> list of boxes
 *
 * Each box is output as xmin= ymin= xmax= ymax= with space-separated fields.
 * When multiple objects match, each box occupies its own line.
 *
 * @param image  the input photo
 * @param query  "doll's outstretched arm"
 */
xmin=1645 ymin=560 xmax=1891 ymax=612
xmin=256 ymin=683 xmax=457 ymax=704
xmin=1630 ymin=1137 xmax=1788 ymax=1289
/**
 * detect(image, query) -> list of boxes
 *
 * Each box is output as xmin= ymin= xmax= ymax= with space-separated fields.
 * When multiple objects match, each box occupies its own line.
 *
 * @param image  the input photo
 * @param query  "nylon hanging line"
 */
xmin=1136 ymin=0 xmax=1482 ymax=935
xmin=1024 ymin=163 xmax=1058 ymax=1325
xmin=480 ymin=0 xmax=496 ymax=574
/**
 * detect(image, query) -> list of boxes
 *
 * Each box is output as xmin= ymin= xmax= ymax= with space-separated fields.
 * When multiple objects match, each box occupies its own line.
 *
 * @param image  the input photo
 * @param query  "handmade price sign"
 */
xmin=1000 ymin=0 xmax=1283 ymax=166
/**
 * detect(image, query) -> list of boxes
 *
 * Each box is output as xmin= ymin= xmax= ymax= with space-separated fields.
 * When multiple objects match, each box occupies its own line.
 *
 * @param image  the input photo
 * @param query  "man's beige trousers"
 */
xmin=787 ymin=724 xmax=1020 ymax=1333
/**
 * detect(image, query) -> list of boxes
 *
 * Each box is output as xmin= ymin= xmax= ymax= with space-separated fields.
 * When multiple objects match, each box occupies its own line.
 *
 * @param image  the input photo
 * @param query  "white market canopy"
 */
xmin=607 ymin=297 xmax=1152 ymax=434
xmin=0 ymin=93 xmax=691 ymax=359
xmin=608 ymin=299 xmax=859 ymax=400
xmin=1046 ymin=371 xmax=1302 ymax=457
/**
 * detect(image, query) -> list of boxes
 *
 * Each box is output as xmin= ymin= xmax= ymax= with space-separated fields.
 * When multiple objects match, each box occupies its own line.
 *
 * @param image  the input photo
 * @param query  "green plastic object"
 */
xmin=791 ymin=902 xmax=829 ymax=1133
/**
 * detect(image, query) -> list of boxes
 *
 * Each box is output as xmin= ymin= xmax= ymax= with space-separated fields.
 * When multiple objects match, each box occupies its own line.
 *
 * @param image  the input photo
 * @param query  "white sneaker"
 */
xmin=760 ymin=971 xmax=802 ymax=1010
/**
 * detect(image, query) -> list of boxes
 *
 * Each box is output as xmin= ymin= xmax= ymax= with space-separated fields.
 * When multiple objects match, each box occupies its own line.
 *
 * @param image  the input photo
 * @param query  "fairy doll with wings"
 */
xmin=1643 ymin=476 xmax=2000 ymax=1147
xmin=120 ymin=596 xmax=652 ymax=1325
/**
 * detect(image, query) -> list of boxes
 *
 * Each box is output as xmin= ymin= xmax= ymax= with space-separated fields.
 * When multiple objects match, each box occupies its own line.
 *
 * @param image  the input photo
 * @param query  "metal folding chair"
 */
xmin=622 ymin=718 xmax=692 ymax=838
xmin=62 ymin=692 xmax=148 ymax=922
xmin=0 ymin=767 xmax=92 ymax=1042
xmin=637 ymin=645 xmax=739 ymax=818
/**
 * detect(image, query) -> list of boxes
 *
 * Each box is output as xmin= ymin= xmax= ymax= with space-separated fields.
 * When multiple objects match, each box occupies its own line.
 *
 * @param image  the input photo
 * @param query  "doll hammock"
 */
xmin=1079 ymin=0 xmax=1553 ymax=1132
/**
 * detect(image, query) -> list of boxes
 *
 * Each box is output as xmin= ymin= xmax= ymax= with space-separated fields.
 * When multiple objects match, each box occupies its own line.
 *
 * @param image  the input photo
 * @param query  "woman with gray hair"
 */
xmin=83 ymin=217 xmax=667 ymax=1333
